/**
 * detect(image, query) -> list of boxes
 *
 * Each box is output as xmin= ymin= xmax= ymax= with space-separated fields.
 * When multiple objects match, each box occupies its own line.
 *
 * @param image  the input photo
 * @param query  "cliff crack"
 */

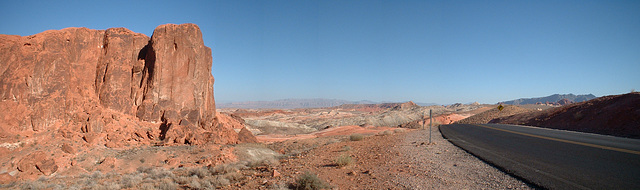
xmin=94 ymin=31 xmax=110 ymax=95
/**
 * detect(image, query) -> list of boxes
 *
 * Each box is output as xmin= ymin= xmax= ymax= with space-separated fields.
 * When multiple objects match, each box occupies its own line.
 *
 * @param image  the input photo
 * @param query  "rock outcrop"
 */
xmin=0 ymin=24 xmax=253 ymax=179
xmin=1 ymin=23 xmax=222 ymax=133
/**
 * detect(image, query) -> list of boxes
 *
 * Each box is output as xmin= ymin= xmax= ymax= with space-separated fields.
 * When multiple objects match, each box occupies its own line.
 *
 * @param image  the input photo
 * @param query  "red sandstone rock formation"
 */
xmin=0 ymin=24 xmax=253 ymax=178
xmin=0 ymin=23 xmax=237 ymax=142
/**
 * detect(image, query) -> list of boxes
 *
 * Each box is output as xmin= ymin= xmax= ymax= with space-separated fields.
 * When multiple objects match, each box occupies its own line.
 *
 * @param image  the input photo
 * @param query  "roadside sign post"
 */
xmin=429 ymin=109 xmax=432 ymax=144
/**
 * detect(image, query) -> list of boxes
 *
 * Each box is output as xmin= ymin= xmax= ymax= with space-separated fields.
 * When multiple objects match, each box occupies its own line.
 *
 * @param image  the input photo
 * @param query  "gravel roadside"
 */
xmin=392 ymin=127 xmax=535 ymax=189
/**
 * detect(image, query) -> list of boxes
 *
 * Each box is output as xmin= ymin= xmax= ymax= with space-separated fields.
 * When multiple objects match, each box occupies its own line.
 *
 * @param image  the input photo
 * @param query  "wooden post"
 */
xmin=422 ymin=112 xmax=425 ymax=130
xmin=429 ymin=109 xmax=432 ymax=144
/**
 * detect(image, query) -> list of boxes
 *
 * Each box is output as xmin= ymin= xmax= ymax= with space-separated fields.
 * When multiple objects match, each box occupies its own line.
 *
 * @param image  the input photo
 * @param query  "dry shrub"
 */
xmin=188 ymin=178 xmax=213 ymax=190
xmin=173 ymin=176 xmax=193 ymax=185
xmin=20 ymin=181 xmax=46 ymax=190
xmin=234 ymin=143 xmax=281 ymax=168
xmin=209 ymin=175 xmax=231 ymax=187
xmin=209 ymin=163 xmax=243 ymax=175
xmin=378 ymin=130 xmax=393 ymax=136
xmin=139 ymin=183 xmax=155 ymax=190
xmin=144 ymin=167 xmax=174 ymax=180
xmin=292 ymin=171 xmax=331 ymax=190
xmin=222 ymin=171 xmax=244 ymax=182
xmin=188 ymin=167 xmax=211 ymax=178
xmin=209 ymin=163 xmax=245 ymax=183
xmin=349 ymin=134 xmax=364 ymax=141
xmin=246 ymin=157 xmax=280 ymax=168
xmin=94 ymin=183 xmax=121 ymax=190
xmin=334 ymin=154 xmax=352 ymax=168
xmin=120 ymin=173 xmax=143 ymax=188
xmin=156 ymin=178 xmax=178 ymax=190
xmin=393 ymin=128 xmax=405 ymax=133
xmin=169 ymin=163 xmax=246 ymax=189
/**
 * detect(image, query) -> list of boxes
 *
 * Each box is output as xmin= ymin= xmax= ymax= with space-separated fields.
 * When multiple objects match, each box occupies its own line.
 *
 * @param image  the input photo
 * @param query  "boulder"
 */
xmin=17 ymin=151 xmax=46 ymax=175
xmin=238 ymin=127 xmax=259 ymax=143
xmin=61 ymin=143 xmax=76 ymax=154
xmin=36 ymin=159 xmax=58 ymax=176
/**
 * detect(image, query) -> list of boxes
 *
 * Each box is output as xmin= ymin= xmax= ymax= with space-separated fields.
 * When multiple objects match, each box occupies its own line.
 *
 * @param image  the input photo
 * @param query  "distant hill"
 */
xmin=218 ymin=99 xmax=436 ymax=109
xmin=217 ymin=99 xmax=376 ymax=109
xmin=500 ymin=94 xmax=596 ymax=105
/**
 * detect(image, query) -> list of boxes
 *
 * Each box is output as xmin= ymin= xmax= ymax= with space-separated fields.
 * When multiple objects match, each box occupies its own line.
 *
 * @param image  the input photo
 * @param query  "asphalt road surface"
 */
xmin=440 ymin=124 xmax=640 ymax=189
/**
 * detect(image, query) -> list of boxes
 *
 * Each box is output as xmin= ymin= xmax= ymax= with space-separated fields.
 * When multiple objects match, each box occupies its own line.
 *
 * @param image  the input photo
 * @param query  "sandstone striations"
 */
xmin=0 ymin=24 xmax=252 ymax=179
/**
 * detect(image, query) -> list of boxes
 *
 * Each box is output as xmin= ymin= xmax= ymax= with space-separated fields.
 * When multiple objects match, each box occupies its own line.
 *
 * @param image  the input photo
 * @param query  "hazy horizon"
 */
xmin=2 ymin=1 xmax=638 ymax=104
xmin=216 ymin=92 xmax=600 ymax=106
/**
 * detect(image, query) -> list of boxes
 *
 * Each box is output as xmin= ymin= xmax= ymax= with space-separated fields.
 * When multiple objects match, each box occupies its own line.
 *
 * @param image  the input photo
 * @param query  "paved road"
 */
xmin=440 ymin=124 xmax=640 ymax=189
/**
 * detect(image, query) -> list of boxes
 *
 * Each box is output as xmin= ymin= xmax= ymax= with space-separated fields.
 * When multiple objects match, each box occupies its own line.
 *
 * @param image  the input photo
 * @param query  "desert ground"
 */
xmin=2 ymin=101 xmax=545 ymax=189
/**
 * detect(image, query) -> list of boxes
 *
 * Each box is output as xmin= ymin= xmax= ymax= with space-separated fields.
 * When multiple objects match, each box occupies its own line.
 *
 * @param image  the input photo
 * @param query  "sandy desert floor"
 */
xmin=223 ymin=127 xmax=535 ymax=189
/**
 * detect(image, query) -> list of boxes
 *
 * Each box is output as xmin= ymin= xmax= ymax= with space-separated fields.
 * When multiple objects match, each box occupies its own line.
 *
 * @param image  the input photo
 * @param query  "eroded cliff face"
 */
xmin=135 ymin=24 xmax=216 ymax=127
xmin=0 ymin=23 xmax=245 ymax=146
xmin=0 ymin=24 xmax=250 ymax=180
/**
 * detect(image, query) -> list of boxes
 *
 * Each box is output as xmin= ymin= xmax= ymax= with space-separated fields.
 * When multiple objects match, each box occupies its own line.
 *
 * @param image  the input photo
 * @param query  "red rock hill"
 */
xmin=491 ymin=92 xmax=640 ymax=138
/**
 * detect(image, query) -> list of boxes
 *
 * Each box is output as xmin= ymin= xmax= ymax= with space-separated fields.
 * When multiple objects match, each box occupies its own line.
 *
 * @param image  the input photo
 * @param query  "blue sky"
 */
xmin=1 ymin=0 xmax=639 ymax=104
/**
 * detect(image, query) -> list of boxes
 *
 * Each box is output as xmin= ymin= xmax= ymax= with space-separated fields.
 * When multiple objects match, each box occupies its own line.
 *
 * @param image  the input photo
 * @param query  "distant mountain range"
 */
xmin=500 ymin=94 xmax=597 ymax=105
xmin=217 ymin=98 xmax=436 ymax=109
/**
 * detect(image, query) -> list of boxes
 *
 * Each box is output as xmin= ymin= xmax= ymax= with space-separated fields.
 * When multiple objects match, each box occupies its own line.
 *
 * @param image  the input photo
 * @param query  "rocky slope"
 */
xmin=501 ymin=94 xmax=596 ymax=105
xmin=0 ymin=24 xmax=251 ymax=181
xmin=454 ymin=105 xmax=535 ymax=124
xmin=491 ymin=92 xmax=640 ymax=138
